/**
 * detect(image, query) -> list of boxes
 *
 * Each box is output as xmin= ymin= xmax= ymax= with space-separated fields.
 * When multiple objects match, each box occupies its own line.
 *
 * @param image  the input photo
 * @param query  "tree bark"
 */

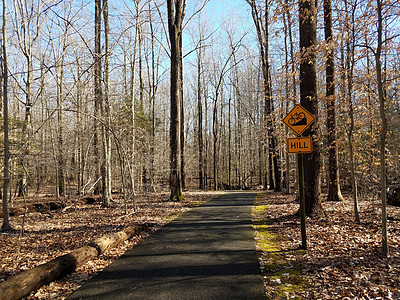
xmin=1 ymin=0 xmax=13 ymax=232
xmin=375 ymin=0 xmax=388 ymax=257
xmin=102 ymin=0 xmax=112 ymax=207
xmin=0 ymin=226 xmax=144 ymax=300
xmin=129 ymin=0 xmax=141 ymax=196
xmin=167 ymin=0 xmax=185 ymax=201
xmin=213 ymin=87 xmax=218 ymax=190
xmin=93 ymin=0 xmax=102 ymax=195
xmin=283 ymin=5 xmax=291 ymax=194
xmin=55 ymin=22 xmax=69 ymax=198
xmin=246 ymin=0 xmax=281 ymax=191
xmin=149 ymin=1 xmax=157 ymax=193
xmin=299 ymin=0 xmax=324 ymax=216
xmin=197 ymin=45 xmax=204 ymax=190
xmin=344 ymin=0 xmax=360 ymax=222
xmin=324 ymin=0 xmax=344 ymax=202
xmin=180 ymin=31 xmax=186 ymax=190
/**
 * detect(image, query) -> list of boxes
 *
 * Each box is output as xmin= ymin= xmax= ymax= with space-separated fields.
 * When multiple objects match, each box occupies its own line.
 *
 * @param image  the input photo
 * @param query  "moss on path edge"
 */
xmin=253 ymin=193 xmax=309 ymax=299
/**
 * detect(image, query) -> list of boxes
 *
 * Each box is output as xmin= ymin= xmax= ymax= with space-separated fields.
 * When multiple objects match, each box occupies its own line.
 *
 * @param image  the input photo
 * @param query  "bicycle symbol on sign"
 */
xmin=288 ymin=112 xmax=306 ymax=126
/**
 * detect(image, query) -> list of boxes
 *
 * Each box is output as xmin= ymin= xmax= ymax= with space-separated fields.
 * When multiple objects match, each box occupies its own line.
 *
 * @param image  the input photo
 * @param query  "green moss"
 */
xmin=165 ymin=214 xmax=180 ymax=221
xmin=253 ymin=224 xmax=281 ymax=252
xmin=169 ymin=187 xmax=184 ymax=202
xmin=177 ymin=188 xmax=184 ymax=201
xmin=273 ymin=271 xmax=309 ymax=299
xmin=253 ymin=204 xmax=268 ymax=215
xmin=252 ymin=197 xmax=309 ymax=298
xmin=188 ymin=201 xmax=203 ymax=207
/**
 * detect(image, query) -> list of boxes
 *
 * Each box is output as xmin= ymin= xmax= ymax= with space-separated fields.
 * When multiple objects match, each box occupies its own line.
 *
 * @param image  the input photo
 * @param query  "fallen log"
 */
xmin=0 ymin=226 xmax=144 ymax=300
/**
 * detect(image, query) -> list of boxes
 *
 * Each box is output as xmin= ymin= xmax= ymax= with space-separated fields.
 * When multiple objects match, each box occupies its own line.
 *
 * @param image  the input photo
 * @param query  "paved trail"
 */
xmin=68 ymin=192 xmax=266 ymax=300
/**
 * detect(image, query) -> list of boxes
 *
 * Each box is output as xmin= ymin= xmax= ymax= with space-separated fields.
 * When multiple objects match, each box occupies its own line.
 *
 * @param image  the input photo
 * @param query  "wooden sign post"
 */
xmin=282 ymin=104 xmax=315 ymax=250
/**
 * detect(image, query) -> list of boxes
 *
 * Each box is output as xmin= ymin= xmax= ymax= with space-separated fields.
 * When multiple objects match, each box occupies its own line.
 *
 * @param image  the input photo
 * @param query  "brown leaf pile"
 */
xmin=255 ymin=191 xmax=400 ymax=299
xmin=0 ymin=191 xmax=219 ymax=299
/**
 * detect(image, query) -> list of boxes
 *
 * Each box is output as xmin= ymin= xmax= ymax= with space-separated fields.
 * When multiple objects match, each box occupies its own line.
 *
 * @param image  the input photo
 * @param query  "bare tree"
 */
xmin=102 ymin=0 xmax=112 ymax=207
xmin=148 ymin=1 xmax=158 ymax=193
xmin=299 ymin=0 xmax=324 ymax=216
xmin=375 ymin=0 xmax=388 ymax=257
xmin=246 ymin=0 xmax=281 ymax=191
xmin=1 ymin=0 xmax=13 ymax=232
xmin=47 ymin=5 xmax=73 ymax=198
xmin=196 ymin=35 xmax=205 ymax=189
xmin=167 ymin=0 xmax=185 ymax=201
xmin=343 ymin=0 xmax=360 ymax=222
xmin=12 ymin=0 xmax=43 ymax=197
xmin=324 ymin=0 xmax=344 ymax=203
xmin=93 ymin=0 xmax=102 ymax=195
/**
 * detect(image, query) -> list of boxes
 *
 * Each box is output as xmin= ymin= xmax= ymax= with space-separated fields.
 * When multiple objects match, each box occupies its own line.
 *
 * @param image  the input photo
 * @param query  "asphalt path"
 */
xmin=68 ymin=192 xmax=266 ymax=299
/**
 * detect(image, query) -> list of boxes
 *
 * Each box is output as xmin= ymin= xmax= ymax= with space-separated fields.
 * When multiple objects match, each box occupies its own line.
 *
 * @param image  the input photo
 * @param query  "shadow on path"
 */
xmin=68 ymin=192 xmax=266 ymax=300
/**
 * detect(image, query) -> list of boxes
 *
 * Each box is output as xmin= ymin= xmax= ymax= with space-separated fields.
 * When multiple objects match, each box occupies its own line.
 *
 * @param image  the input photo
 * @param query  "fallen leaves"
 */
xmin=254 ymin=191 xmax=400 ymax=299
xmin=0 ymin=191 xmax=217 ymax=299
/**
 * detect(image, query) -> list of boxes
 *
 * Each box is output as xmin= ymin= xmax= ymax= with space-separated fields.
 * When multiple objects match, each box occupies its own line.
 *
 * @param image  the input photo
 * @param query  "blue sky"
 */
xmin=205 ymin=0 xmax=249 ymax=18
xmin=204 ymin=0 xmax=252 ymax=29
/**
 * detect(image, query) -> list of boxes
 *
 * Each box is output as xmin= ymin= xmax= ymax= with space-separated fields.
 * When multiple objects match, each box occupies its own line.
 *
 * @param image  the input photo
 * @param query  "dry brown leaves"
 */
xmin=0 ymin=191 xmax=219 ymax=299
xmin=255 ymin=191 xmax=400 ymax=299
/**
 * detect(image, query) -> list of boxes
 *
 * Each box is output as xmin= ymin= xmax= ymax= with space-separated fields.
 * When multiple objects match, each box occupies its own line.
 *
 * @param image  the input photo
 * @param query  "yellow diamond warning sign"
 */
xmin=287 ymin=137 xmax=313 ymax=154
xmin=282 ymin=104 xmax=315 ymax=136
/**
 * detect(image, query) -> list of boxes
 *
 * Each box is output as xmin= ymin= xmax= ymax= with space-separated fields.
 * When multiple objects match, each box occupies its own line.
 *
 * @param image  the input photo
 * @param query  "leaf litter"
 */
xmin=0 ymin=191 xmax=219 ymax=299
xmin=2 ymin=190 xmax=399 ymax=299
xmin=253 ymin=191 xmax=400 ymax=299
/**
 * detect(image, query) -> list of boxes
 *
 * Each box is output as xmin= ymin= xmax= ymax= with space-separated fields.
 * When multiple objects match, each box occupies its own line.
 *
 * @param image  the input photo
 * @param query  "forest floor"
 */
xmin=0 ymin=190 xmax=220 ymax=299
xmin=254 ymin=191 xmax=400 ymax=299
xmin=0 ymin=190 xmax=399 ymax=299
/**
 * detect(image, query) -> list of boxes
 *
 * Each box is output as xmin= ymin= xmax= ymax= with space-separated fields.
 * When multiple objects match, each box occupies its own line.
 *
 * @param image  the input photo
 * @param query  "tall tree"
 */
xmin=101 ymin=0 xmax=112 ymax=207
xmin=324 ymin=0 xmax=344 ymax=202
xmin=246 ymin=0 xmax=281 ymax=191
xmin=128 ymin=0 xmax=141 ymax=196
xmin=1 ymin=0 xmax=13 ymax=232
xmin=93 ymin=0 xmax=102 ymax=195
xmin=284 ymin=0 xmax=297 ymax=194
xmin=13 ymin=0 xmax=41 ymax=197
xmin=212 ymin=34 xmax=241 ymax=190
xmin=343 ymin=0 xmax=360 ymax=222
xmin=196 ymin=32 xmax=205 ymax=190
xmin=148 ymin=1 xmax=157 ymax=193
xmin=299 ymin=0 xmax=324 ymax=216
xmin=167 ymin=0 xmax=185 ymax=201
xmin=180 ymin=26 xmax=186 ymax=191
xmin=49 ymin=7 xmax=72 ymax=198
xmin=375 ymin=0 xmax=388 ymax=257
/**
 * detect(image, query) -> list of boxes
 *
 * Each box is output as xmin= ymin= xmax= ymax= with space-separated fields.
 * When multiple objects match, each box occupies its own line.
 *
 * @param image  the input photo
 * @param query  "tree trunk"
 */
xmin=324 ymin=0 xmax=344 ymax=202
xmin=246 ymin=0 xmax=281 ymax=191
xmin=197 ymin=47 xmax=204 ymax=190
xmin=0 ymin=226 xmax=144 ymax=300
xmin=283 ymin=7 xmax=291 ymax=194
xmin=167 ymin=0 xmax=185 ymax=201
xmin=93 ymin=0 xmax=102 ymax=195
xmin=56 ymin=36 xmax=67 ymax=198
xmin=102 ymin=0 xmax=112 ymax=207
xmin=299 ymin=0 xmax=324 ymax=216
xmin=213 ymin=90 xmax=218 ymax=190
xmin=375 ymin=0 xmax=388 ymax=257
xmin=18 ymin=57 xmax=33 ymax=197
xmin=344 ymin=0 xmax=360 ymax=222
xmin=76 ymin=63 xmax=84 ymax=194
xmin=1 ymin=0 xmax=13 ymax=232
xmin=149 ymin=2 xmax=157 ymax=193
xmin=129 ymin=0 xmax=141 ymax=196
xmin=180 ymin=32 xmax=186 ymax=190
xmin=286 ymin=0 xmax=297 ymax=194
xmin=204 ymin=86 xmax=209 ymax=188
